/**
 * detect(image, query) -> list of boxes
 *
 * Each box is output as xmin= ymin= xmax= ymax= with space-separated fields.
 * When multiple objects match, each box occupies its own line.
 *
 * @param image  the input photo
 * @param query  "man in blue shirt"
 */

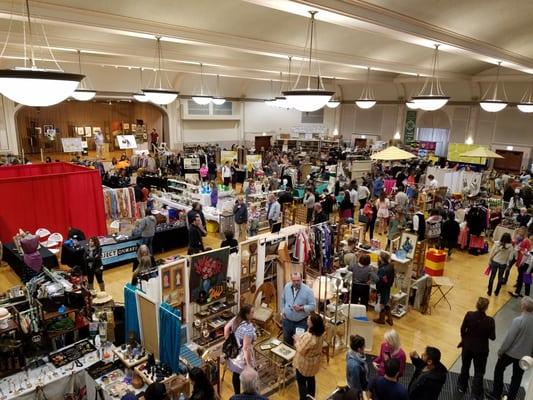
xmin=369 ymin=358 xmax=408 ymax=400
xmin=281 ymin=272 xmax=316 ymax=346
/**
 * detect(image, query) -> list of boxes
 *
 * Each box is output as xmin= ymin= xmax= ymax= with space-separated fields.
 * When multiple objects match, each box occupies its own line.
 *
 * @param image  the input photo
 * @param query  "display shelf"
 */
xmin=193 ymin=301 xmax=237 ymax=320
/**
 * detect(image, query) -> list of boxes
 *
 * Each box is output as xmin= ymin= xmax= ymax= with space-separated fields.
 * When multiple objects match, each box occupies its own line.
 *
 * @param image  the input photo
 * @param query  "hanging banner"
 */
xmin=403 ymin=110 xmax=417 ymax=145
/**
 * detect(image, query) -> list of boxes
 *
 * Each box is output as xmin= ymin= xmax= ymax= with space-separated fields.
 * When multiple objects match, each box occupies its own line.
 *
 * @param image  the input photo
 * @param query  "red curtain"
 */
xmin=0 ymin=163 xmax=107 ymax=242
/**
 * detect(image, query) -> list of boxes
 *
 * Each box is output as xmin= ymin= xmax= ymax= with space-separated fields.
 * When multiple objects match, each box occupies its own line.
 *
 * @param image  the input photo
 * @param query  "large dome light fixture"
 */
xmin=517 ymin=77 xmax=533 ymax=113
xmin=212 ymin=75 xmax=226 ymax=105
xmin=273 ymin=59 xmax=292 ymax=109
xmin=133 ymin=68 xmax=149 ymax=102
xmin=326 ymin=77 xmax=341 ymax=108
xmin=0 ymin=0 xmax=83 ymax=106
xmin=283 ymin=11 xmax=334 ymax=112
xmin=142 ymin=36 xmax=179 ymax=105
xmin=0 ymin=69 xmax=83 ymax=107
xmin=412 ymin=45 xmax=450 ymax=111
xmin=71 ymin=50 xmax=96 ymax=101
xmin=355 ymin=67 xmax=376 ymax=109
xmin=479 ymin=62 xmax=507 ymax=113
xmin=192 ymin=63 xmax=213 ymax=105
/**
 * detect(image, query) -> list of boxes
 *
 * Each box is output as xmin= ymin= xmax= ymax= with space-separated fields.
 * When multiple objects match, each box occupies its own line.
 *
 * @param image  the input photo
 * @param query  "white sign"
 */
xmin=61 ymin=137 xmax=83 ymax=153
xmin=116 ymin=135 xmax=137 ymax=150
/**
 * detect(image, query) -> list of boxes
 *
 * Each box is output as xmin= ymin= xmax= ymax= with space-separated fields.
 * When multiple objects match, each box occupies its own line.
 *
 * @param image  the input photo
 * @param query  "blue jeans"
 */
xmin=282 ymin=317 xmax=307 ymax=346
xmin=141 ymin=236 xmax=154 ymax=255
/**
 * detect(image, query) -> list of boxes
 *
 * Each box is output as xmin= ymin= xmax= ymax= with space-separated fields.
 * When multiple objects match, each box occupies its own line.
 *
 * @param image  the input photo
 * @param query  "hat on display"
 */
xmin=0 ymin=307 xmax=11 ymax=320
xmin=93 ymin=292 xmax=113 ymax=305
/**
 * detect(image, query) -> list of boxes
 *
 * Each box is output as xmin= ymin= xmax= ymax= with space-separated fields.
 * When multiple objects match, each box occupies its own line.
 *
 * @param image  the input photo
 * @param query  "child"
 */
xmin=387 ymin=212 xmax=400 ymax=250
xmin=210 ymin=181 xmax=218 ymax=208
xmin=199 ymin=163 xmax=208 ymax=182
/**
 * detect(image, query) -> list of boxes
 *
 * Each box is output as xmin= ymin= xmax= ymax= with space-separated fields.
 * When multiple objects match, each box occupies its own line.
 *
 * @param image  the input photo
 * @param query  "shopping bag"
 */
xmin=523 ymin=273 xmax=532 ymax=285
xmin=483 ymin=265 xmax=492 ymax=276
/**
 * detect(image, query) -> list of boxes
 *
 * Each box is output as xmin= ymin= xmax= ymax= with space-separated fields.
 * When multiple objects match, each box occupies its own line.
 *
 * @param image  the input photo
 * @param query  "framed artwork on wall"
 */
xmin=84 ymin=126 xmax=92 ymax=137
xmin=399 ymin=232 xmax=418 ymax=259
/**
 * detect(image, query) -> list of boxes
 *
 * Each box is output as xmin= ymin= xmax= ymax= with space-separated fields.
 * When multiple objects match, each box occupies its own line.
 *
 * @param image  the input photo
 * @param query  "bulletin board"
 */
xmin=159 ymin=259 xmax=188 ymax=323
xmin=137 ymin=291 xmax=159 ymax=359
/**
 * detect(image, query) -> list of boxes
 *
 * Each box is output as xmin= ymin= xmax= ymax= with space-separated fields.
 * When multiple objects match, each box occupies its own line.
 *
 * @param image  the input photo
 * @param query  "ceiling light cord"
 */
xmin=25 ymin=0 xmax=35 ymax=68
xmin=157 ymin=36 xmax=163 ymax=89
xmin=306 ymin=11 xmax=317 ymax=90
xmin=40 ymin=22 xmax=62 ymax=71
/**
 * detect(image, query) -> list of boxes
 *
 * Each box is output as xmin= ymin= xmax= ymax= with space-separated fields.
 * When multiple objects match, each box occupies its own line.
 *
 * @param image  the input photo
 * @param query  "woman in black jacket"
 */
xmin=374 ymin=252 xmax=395 ymax=325
xmin=84 ymin=236 xmax=104 ymax=291
xmin=339 ymin=190 xmax=354 ymax=221
xmin=457 ymin=297 xmax=495 ymax=398
xmin=189 ymin=367 xmax=217 ymax=400
xmin=441 ymin=211 xmax=460 ymax=257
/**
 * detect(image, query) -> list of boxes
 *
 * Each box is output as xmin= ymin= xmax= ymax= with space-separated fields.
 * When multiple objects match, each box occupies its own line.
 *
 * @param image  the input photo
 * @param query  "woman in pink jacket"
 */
xmin=372 ymin=329 xmax=406 ymax=377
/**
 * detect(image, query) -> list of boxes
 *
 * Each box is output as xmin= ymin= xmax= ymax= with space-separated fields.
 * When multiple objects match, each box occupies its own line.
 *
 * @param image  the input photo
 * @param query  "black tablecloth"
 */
xmin=136 ymin=176 xmax=168 ymax=191
xmin=2 ymin=243 xmax=59 ymax=282
xmin=61 ymin=225 xmax=188 ymax=269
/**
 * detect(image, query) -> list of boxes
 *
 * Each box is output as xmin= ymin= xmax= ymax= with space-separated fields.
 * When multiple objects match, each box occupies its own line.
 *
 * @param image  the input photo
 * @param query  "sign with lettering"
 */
xmin=403 ymin=110 xmax=417 ymax=145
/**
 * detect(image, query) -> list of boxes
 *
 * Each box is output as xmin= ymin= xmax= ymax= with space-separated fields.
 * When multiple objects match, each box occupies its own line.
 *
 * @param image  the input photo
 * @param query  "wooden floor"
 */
xmin=0 ymin=229 xmax=515 ymax=400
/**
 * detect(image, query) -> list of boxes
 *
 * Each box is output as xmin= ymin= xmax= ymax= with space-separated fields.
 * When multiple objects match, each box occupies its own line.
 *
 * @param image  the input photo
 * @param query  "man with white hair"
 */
xmin=486 ymin=296 xmax=533 ymax=400
xmin=229 ymin=366 xmax=268 ymax=400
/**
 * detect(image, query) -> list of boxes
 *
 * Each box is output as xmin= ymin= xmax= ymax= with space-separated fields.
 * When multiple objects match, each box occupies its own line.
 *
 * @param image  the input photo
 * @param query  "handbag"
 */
xmin=523 ymin=272 xmax=532 ymax=285
xmin=222 ymin=323 xmax=242 ymax=360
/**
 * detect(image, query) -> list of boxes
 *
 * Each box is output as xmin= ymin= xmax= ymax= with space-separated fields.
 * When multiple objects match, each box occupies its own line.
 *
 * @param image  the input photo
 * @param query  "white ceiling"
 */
xmin=0 ymin=0 xmax=530 ymax=96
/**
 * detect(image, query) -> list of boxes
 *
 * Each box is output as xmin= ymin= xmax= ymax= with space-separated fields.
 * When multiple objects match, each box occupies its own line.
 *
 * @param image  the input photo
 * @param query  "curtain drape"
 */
xmin=158 ymin=302 xmax=182 ymax=373
xmin=416 ymin=128 xmax=450 ymax=157
xmin=124 ymin=283 xmax=141 ymax=344
xmin=0 ymin=163 xmax=106 ymax=242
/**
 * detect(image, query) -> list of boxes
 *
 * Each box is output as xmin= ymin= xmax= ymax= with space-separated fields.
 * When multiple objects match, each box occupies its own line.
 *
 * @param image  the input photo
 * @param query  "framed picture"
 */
xmin=123 ymin=123 xmax=130 ymax=130
xmin=93 ymin=127 xmax=102 ymax=134
xmin=249 ymin=254 xmax=257 ymax=275
xmin=174 ymin=267 xmax=183 ymax=288
xmin=162 ymin=270 xmax=171 ymax=289
xmin=43 ymin=124 xmax=54 ymax=133
xmin=84 ymin=126 xmax=92 ymax=137
xmin=34 ymin=127 xmax=42 ymax=135
xmin=399 ymin=232 xmax=418 ymax=259
xmin=76 ymin=126 xmax=84 ymax=136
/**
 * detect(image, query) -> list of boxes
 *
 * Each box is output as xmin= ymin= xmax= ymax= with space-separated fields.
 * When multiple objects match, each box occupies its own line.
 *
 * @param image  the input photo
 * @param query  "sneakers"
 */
xmin=509 ymin=291 xmax=523 ymax=298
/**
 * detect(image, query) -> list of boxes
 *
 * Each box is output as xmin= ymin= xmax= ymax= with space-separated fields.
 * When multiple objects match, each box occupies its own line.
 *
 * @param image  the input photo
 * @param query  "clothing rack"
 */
xmin=159 ymin=302 xmax=182 ymax=321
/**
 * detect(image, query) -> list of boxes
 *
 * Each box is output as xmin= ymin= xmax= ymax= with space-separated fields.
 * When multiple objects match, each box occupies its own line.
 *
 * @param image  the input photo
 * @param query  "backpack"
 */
xmin=222 ymin=321 xmax=243 ymax=359
xmin=222 ymin=333 xmax=240 ymax=359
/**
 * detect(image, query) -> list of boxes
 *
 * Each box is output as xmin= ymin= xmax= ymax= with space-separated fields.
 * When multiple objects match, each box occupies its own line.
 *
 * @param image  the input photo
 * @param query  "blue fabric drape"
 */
xmin=158 ymin=302 xmax=182 ymax=373
xmin=124 ymin=283 xmax=140 ymax=343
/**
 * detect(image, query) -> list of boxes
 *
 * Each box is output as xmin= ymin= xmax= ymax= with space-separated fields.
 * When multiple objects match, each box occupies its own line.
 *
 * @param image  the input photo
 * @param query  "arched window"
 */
xmin=416 ymin=110 xmax=451 ymax=157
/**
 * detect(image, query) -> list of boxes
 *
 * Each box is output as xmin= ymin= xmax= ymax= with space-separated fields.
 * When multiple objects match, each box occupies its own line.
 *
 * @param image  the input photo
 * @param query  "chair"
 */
xmin=322 ymin=323 xmax=335 ymax=364
xmin=252 ymin=282 xmax=276 ymax=330
xmin=45 ymin=232 xmax=63 ymax=259
xmin=35 ymin=228 xmax=51 ymax=243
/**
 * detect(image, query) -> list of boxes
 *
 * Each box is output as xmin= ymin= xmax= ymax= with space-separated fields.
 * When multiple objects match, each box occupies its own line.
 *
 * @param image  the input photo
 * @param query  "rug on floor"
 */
xmin=365 ymin=356 xmax=525 ymax=400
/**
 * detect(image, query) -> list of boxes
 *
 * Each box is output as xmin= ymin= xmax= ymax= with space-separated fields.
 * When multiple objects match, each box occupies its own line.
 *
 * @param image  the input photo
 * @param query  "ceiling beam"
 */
xmin=247 ymin=0 xmax=533 ymax=74
xmin=0 ymin=1 xmax=469 ymax=80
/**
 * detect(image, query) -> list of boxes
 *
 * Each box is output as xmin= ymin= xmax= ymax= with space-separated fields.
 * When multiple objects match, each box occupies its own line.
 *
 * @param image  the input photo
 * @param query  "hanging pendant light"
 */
xmin=326 ymin=77 xmax=341 ymax=108
xmin=274 ymin=70 xmax=290 ymax=109
xmin=274 ymin=57 xmax=292 ymax=109
xmin=192 ymin=63 xmax=213 ymax=105
xmin=412 ymin=45 xmax=450 ymax=111
xmin=133 ymin=68 xmax=149 ymax=103
xmin=405 ymin=74 xmax=420 ymax=109
xmin=355 ymin=67 xmax=376 ymax=109
xmin=264 ymin=79 xmax=276 ymax=107
xmin=479 ymin=62 xmax=508 ymax=112
xmin=142 ymin=36 xmax=179 ymax=105
xmin=71 ymin=50 xmax=96 ymax=101
xmin=0 ymin=0 xmax=83 ymax=106
xmin=283 ymin=11 xmax=334 ymax=112
xmin=212 ymin=75 xmax=226 ymax=105
xmin=517 ymin=78 xmax=533 ymax=113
